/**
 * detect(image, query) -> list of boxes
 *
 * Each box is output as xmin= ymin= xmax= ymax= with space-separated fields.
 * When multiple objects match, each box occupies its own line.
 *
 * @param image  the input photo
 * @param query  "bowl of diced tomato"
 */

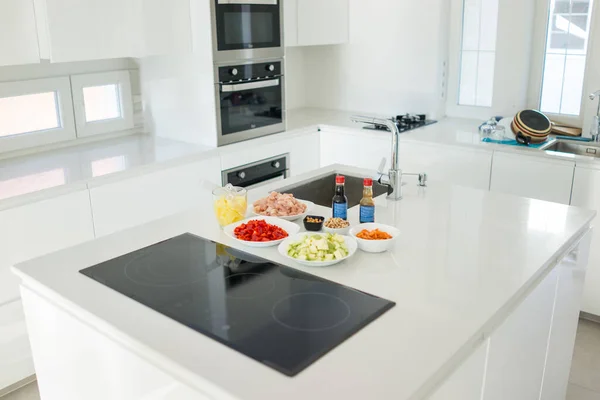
xmin=223 ymin=217 xmax=301 ymax=248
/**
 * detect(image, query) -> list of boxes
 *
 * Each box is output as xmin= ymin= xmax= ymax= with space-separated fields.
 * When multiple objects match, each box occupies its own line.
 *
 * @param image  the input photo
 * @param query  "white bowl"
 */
xmin=323 ymin=225 xmax=351 ymax=236
xmin=252 ymin=200 xmax=314 ymax=221
xmin=349 ymin=223 xmax=400 ymax=253
xmin=223 ymin=216 xmax=300 ymax=248
xmin=278 ymin=233 xmax=358 ymax=267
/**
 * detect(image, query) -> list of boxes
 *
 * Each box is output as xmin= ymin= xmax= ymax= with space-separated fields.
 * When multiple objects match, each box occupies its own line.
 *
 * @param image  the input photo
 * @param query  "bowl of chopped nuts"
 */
xmin=323 ymin=217 xmax=351 ymax=235
xmin=303 ymin=215 xmax=324 ymax=232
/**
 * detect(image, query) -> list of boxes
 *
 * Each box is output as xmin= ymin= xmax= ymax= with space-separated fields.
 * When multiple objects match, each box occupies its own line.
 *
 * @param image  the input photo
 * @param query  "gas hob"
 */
xmin=363 ymin=114 xmax=437 ymax=133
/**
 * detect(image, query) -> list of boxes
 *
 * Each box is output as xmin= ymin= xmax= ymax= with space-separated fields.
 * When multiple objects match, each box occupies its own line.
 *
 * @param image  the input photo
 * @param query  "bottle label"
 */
xmin=332 ymin=202 xmax=348 ymax=220
xmin=360 ymin=205 xmax=375 ymax=223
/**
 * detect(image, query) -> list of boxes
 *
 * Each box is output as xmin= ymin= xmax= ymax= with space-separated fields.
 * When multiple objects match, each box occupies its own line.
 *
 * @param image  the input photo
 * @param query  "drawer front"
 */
xmin=0 ymin=300 xmax=34 ymax=391
xmin=0 ymin=265 xmax=20 ymax=305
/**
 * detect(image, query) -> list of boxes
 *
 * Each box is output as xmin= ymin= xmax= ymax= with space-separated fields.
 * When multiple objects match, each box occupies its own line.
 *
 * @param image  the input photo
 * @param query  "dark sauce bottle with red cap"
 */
xmin=332 ymin=175 xmax=348 ymax=220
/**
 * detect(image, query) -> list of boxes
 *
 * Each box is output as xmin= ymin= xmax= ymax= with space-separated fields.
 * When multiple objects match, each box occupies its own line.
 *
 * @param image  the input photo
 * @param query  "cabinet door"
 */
xmin=540 ymin=230 xmax=591 ymax=400
xmin=427 ymin=340 xmax=488 ymax=400
xmin=284 ymin=0 xmax=298 ymax=47
xmin=0 ymin=0 xmax=40 ymax=66
xmin=139 ymin=0 xmax=192 ymax=57
xmin=90 ymin=158 xmax=221 ymax=237
xmin=570 ymin=167 xmax=600 ymax=315
xmin=297 ymin=0 xmax=349 ymax=46
xmin=0 ymin=301 xmax=34 ymax=391
xmin=40 ymin=0 xmax=139 ymax=62
xmin=483 ymin=268 xmax=558 ymax=400
xmin=400 ymin=142 xmax=493 ymax=190
xmin=0 ymin=189 xmax=95 ymax=305
xmin=490 ymin=152 xmax=574 ymax=204
xmin=320 ymin=130 xmax=389 ymax=170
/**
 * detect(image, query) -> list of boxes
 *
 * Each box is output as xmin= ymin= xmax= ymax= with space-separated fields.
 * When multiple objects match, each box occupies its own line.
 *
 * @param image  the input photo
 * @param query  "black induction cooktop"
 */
xmin=79 ymin=233 xmax=395 ymax=377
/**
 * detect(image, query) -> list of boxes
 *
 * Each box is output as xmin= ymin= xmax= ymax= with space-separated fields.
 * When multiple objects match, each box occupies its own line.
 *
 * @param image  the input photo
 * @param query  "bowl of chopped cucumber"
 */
xmin=278 ymin=233 xmax=358 ymax=267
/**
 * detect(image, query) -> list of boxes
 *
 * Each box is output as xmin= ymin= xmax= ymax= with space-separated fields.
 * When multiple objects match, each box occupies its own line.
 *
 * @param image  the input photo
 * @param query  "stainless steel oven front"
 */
xmin=210 ymin=0 xmax=284 ymax=63
xmin=215 ymin=59 xmax=286 ymax=146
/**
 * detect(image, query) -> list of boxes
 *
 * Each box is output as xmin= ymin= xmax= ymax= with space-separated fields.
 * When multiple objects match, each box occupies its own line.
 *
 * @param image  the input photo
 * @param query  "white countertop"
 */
xmin=0 ymin=133 xmax=219 ymax=210
xmin=13 ymin=164 xmax=596 ymax=400
xmin=1 ymin=107 xmax=594 ymax=209
xmin=288 ymin=108 xmax=589 ymax=164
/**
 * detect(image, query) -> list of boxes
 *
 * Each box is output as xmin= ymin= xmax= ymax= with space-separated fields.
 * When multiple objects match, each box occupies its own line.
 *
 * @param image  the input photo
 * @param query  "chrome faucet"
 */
xmin=351 ymin=115 xmax=426 ymax=200
xmin=589 ymin=91 xmax=600 ymax=142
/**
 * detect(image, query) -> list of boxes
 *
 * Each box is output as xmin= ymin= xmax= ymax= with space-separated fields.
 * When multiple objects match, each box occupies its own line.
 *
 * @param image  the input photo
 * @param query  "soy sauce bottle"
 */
xmin=332 ymin=175 xmax=348 ymax=220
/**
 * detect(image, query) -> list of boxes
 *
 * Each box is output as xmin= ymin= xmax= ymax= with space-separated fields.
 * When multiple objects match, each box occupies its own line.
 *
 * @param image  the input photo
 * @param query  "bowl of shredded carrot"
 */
xmin=350 ymin=223 xmax=400 ymax=253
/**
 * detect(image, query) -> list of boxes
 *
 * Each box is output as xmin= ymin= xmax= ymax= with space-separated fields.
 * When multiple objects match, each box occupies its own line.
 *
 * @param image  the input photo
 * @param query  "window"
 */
xmin=539 ymin=0 xmax=594 ymax=116
xmin=0 ymin=77 xmax=76 ymax=153
xmin=83 ymin=84 xmax=121 ymax=122
xmin=0 ymin=70 xmax=135 ymax=155
xmin=71 ymin=71 xmax=134 ymax=137
xmin=458 ymin=0 xmax=500 ymax=107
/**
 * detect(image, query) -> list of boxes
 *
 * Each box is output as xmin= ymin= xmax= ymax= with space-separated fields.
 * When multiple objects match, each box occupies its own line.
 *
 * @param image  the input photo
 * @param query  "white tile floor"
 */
xmin=3 ymin=319 xmax=600 ymax=400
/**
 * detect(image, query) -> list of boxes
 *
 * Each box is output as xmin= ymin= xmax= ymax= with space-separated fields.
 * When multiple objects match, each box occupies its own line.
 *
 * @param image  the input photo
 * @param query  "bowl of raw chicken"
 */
xmin=252 ymin=192 xmax=314 ymax=221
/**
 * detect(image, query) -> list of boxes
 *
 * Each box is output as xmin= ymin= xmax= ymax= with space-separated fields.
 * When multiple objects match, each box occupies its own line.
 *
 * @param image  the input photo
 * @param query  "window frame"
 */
xmin=0 ymin=77 xmax=76 ymax=153
xmin=446 ymin=0 xmax=502 ymax=120
xmin=528 ymin=0 xmax=597 ymax=127
xmin=70 ymin=70 xmax=134 ymax=138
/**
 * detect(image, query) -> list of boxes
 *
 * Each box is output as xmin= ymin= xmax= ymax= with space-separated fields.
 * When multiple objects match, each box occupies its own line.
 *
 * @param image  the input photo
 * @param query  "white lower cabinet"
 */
xmin=0 ymin=301 xmax=33 ymax=392
xmin=490 ymin=151 xmax=575 ymax=204
xmin=483 ymin=268 xmax=558 ymax=400
xmin=0 ymin=189 xmax=95 ymax=305
xmin=399 ymin=142 xmax=492 ymax=191
xmin=427 ymin=341 xmax=488 ymax=400
xmin=90 ymin=158 xmax=221 ymax=237
xmin=0 ymin=188 xmax=95 ymax=392
xmin=320 ymin=131 xmax=493 ymax=190
xmin=21 ymin=287 xmax=206 ymax=400
xmin=220 ymin=131 xmax=320 ymax=179
xmin=427 ymin=230 xmax=591 ymax=399
xmin=320 ymin=130 xmax=388 ymax=170
xmin=570 ymin=166 xmax=600 ymax=316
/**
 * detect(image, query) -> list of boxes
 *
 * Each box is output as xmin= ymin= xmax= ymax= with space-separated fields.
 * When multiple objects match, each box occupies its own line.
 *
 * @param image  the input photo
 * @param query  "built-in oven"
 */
xmin=215 ymin=59 xmax=285 ymax=146
xmin=222 ymin=154 xmax=289 ymax=189
xmin=210 ymin=0 xmax=284 ymax=63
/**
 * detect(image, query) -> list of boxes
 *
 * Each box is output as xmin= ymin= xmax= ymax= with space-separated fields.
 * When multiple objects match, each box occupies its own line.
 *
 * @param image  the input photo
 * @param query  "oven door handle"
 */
xmin=243 ymin=174 xmax=286 ymax=190
xmin=218 ymin=0 xmax=277 ymax=4
xmin=221 ymin=79 xmax=280 ymax=93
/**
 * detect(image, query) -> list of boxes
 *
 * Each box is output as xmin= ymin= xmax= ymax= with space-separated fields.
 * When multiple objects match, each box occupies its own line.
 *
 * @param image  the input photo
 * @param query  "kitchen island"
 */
xmin=12 ymin=164 xmax=596 ymax=400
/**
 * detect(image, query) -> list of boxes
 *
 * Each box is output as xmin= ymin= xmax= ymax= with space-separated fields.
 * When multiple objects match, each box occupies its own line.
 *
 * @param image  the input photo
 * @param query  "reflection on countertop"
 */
xmin=0 ymin=133 xmax=217 ymax=206
xmin=0 ymin=107 xmax=590 ymax=208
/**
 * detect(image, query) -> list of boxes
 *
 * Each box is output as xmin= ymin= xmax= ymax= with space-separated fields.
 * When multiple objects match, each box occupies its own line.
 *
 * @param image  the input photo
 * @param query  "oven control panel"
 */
xmin=219 ymin=61 xmax=282 ymax=83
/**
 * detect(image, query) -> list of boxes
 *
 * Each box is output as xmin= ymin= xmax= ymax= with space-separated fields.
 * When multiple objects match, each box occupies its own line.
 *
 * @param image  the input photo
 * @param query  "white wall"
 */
xmin=0 ymin=58 xmax=140 ymax=95
xmin=446 ymin=0 xmax=536 ymax=120
xmin=286 ymin=0 xmax=449 ymax=118
xmin=285 ymin=47 xmax=307 ymax=110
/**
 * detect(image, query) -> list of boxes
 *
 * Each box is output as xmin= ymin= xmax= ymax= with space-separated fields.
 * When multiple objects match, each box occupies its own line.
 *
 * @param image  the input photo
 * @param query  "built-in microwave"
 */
xmin=210 ymin=0 xmax=284 ymax=63
xmin=215 ymin=59 xmax=285 ymax=146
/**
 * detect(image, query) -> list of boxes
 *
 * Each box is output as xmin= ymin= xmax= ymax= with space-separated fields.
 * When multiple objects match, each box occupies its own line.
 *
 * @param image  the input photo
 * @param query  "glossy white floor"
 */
xmin=2 ymin=319 xmax=600 ymax=400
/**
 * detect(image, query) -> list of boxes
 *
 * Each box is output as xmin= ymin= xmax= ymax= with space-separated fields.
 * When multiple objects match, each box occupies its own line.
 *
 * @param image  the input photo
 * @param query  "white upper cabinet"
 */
xmin=287 ymin=0 xmax=349 ymax=47
xmin=34 ymin=0 xmax=140 ymax=62
xmin=138 ymin=0 xmax=193 ymax=57
xmin=0 ymin=0 xmax=40 ymax=66
xmin=490 ymin=152 xmax=574 ymax=204
xmin=284 ymin=0 xmax=299 ymax=47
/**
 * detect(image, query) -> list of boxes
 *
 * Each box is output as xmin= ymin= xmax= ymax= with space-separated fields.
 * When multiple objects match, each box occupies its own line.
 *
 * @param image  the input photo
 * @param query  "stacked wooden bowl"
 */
xmin=511 ymin=110 xmax=551 ymax=144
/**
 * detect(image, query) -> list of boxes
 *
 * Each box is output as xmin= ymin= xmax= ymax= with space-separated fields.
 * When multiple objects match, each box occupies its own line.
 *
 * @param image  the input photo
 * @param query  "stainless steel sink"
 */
xmin=540 ymin=140 xmax=600 ymax=158
xmin=276 ymin=173 xmax=389 ymax=208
